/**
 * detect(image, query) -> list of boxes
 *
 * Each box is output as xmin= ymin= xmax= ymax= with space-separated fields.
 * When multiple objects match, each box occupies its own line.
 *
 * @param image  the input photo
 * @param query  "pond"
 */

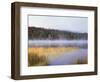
xmin=28 ymin=40 xmax=88 ymax=66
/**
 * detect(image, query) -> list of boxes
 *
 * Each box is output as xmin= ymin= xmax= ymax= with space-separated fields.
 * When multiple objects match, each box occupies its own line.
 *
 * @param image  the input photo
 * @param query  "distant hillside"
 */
xmin=28 ymin=26 xmax=87 ymax=40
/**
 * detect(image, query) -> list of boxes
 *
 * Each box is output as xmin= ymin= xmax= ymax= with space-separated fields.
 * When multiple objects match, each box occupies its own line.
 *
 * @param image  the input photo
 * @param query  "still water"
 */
xmin=47 ymin=49 xmax=87 ymax=65
xmin=28 ymin=40 xmax=88 ymax=65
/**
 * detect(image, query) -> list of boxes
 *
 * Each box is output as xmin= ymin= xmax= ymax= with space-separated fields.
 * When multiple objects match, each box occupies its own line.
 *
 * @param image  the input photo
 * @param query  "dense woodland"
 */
xmin=28 ymin=26 xmax=87 ymax=40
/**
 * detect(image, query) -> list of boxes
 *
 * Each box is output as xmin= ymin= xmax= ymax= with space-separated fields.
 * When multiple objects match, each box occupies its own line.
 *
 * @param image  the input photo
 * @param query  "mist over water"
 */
xmin=29 ymin=40 xmax=87 ymax=48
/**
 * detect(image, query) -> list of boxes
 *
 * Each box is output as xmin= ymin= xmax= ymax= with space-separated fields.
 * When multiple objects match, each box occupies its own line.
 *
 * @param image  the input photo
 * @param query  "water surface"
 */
xmin=28 ymin=40 xmax=88 ymax=65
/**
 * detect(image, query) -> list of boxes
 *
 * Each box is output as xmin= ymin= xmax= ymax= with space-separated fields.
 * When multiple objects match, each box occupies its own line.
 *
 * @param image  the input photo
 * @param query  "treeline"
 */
xmin=28 ymin=26 xmax=87 ymax=40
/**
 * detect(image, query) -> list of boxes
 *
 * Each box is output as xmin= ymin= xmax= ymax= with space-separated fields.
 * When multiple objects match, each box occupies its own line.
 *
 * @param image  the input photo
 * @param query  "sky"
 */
xmin=29 ymin=15 xmax=88 ymax=33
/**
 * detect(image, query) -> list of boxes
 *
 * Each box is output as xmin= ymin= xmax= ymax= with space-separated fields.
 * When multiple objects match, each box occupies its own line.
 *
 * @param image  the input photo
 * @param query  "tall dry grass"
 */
xmin=28 ymin=47 xmax=79 ymax=66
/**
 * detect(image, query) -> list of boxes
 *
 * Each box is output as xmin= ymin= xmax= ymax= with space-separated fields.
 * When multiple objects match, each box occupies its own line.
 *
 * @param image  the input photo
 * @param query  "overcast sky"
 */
xmin=29 ymin=15 xmax=88 ymax=33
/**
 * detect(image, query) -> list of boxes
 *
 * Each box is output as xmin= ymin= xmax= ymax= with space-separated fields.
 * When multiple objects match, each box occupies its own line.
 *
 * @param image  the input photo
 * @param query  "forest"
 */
xmin=28 ymin=26 xmax=87 ymax=40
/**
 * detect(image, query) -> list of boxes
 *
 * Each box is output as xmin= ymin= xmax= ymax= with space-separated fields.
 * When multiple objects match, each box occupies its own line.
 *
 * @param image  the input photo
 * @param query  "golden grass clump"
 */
xmin=28 ymin=47 xmax=79 ymax=57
